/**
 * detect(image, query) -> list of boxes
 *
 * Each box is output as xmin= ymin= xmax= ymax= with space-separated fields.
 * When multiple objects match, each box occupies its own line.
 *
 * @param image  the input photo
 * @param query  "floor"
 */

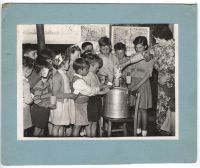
xmin=25 ymin=108 xmax=169 ymax=137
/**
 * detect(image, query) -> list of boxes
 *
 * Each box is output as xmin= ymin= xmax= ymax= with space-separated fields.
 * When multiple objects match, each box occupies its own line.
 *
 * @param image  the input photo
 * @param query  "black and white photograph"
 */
xmin=17 ymin=24 xmax=178 ymax=139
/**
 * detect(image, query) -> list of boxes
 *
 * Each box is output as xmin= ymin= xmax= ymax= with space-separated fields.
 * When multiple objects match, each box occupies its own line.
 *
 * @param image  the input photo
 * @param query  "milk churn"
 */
xmin=103 ymin=87 xmax=130 ymax=118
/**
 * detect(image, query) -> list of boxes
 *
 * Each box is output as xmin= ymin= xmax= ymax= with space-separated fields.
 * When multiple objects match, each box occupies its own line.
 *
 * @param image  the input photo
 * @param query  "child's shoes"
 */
xmin=142 ymin=130 xmax=147 ymax=136
xmin=137 ymin=128 xmax=141 ymax=134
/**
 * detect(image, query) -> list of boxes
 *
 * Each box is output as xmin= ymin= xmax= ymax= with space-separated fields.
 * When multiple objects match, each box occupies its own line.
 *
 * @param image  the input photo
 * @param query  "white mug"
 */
xmin=50 ymin=96 xmax=56 ymax=105
xmin=126 ymin=76 xmax=132 ymax=84
xmin=41 ymin=68 xmax=49 ymax=78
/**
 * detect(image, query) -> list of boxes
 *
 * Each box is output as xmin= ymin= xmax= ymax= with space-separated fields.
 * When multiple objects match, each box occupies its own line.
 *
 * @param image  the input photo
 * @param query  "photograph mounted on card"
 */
xmin=2 ymin=3 xmax=197 ymax=165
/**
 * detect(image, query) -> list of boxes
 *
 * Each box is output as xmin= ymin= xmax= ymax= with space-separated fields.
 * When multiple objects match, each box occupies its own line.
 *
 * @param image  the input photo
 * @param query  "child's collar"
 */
xmin=74 ymin=73 xmax=83 ymax=79
xmin=23 ymin=76 xmax=28 ymax=82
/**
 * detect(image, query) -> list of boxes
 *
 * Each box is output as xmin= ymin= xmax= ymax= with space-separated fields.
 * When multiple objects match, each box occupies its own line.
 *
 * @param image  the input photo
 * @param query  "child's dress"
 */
xmin=49 ymin=70 xmax=75 ymax=125
xmin=129 ymin=58 xmax=154 ymax=109
xmin=73 ymin=73 xmax=99 ymax=126
xmin=23 ymin=77 xmax=33 ymax=130
xmin=67 ymin=65 xmax=75 ymax=84
xmin=31 ymin=79 xmax=52 ymax=129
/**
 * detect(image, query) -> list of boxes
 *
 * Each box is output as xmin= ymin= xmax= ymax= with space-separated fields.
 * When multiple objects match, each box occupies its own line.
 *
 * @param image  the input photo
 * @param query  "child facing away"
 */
xmin=98 ymin=36 xmax=119 ymax=85
xmin=130 ymin=36 xmax=154 ymax=136
xmin=72 ymin=58 xmax=108 ymax=137
xmin=23 ymin=56 xmax=35 ymax=136
xmin=31 ymin=60 xmax=55 ymax=137
xmin=28 ymin=48 xmax=55 ymax=89
xmin=48 ymin=53 xmax=77 ymax=137
xmin=83 ymin=53 xmax=109 ymax=137
xmin=65 ymin=45 xmax=81 ymax=83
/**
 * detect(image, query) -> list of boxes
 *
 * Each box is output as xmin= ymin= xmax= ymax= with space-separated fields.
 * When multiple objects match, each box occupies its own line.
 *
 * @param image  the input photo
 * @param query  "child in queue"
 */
xmin=65 ymin=45 xmax=81 ymax=83
xmin=48 ymin=53 xmax=77 ymax=137
xmin=23 ymin=56 xmax=35 ymax=136
xmin=98 ymin=36 xmax=118 ymax=85
xmin=72 ymin=58 xmax=108 ymax=137
xmin=31 ymin=60 xmax=55 ymax=137
xmin=83 ymin=53 xmax=109 ymax=137
xmin=131 ymin=36 xmax=154 ymax=136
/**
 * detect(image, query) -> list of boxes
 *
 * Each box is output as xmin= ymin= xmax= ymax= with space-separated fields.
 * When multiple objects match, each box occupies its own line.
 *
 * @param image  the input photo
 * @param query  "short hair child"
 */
xmin=23 ymin=56 xmax=35 ymax=69
xmin=114 ymin=42 xmax=126 ymax=52
xmin=85 ymin=53 xmax=103 ymax=69
xmin=81 ymin=42 xmax=93 ymax=52
xmin=98 ymin=36 xmax=118 ymax=84
xmin=80 ymin=50 xmax=93 ymax=59
xmin=39 ymin=48 xmax=55 ymax=62
xmin=98 ymin=36 xmax=111 ymax=47
xmin=23 ymin=49 xmax=38 ymax=61
xmin=34 ymin=59 xmax=53 ymax=74
xmin=65 ymin=45 xmax=81 ymax=58
xmin=73 ymin=58 xmax=90 ymax=74
xmin=131 ymin=35 xmax=153 ymax=137
xmin=133 ymin=36 xmax=149 ymax=50
xmin=83 ymin=53 xmax=104 ymax=137
xmin=72 ymin=57 xmax=102 ymax=137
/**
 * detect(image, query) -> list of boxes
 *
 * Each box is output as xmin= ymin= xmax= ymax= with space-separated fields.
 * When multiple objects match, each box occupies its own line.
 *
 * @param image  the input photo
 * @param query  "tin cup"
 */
xmin=126 ymin=76 xmax=132 ymax=84
xmin=114 ymin=78 xmax=120 ymax=87
xmin=50 ymin=96 xmax=56 ymax=105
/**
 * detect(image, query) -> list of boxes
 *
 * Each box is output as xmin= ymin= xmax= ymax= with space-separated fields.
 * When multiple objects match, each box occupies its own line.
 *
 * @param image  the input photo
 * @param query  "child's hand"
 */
xmin=103 ymin=87 xmax=110 ymax=93
xmin=131 ymin=85 xmax=139 ymax=92
xmin=98 ymin=87 xmax=110 ymax=95
xmin=99 ymin=84 xmax=108 ymax=90
xmin=70 ymin=94 xmax=79 ymax=100
xmin=130 ymin=90 xmax=138 ymax=96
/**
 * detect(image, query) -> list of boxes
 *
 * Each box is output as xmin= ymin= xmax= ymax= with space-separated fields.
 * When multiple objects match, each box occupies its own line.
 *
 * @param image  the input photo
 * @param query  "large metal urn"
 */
xmin=103 ymin=87 xmax=130 ymax=118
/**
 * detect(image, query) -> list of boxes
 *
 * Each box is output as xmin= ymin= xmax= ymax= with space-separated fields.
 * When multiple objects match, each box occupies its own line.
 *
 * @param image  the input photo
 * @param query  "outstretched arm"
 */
xmin=119 ymin=53 xmax=144 ymax=70
xmin=53 ymin=75 xmax=78 ymax=99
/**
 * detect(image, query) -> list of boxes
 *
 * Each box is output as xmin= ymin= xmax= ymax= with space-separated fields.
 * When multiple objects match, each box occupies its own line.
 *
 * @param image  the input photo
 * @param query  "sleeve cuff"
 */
xmin=73 ymin=90 xmax=80 ymax=95
xmin=107 ymin=82 xmax=113 ymax=86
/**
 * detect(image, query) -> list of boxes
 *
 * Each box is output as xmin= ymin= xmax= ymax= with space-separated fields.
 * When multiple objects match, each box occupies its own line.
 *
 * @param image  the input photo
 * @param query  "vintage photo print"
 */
xmin=17 ymin=24 xmax=178 ymax=140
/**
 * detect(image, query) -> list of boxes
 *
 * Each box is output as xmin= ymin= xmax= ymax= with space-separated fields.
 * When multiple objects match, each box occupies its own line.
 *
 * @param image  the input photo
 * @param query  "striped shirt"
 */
xmin=32 ymin=79 xmax=52 ymax=108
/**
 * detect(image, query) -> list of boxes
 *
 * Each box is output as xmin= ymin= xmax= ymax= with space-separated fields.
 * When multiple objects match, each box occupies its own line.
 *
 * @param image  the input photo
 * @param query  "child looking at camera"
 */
xmin=81 ymin=42 xmax=94 ymax=53
xmin=98 ymin=36 xmax=118 ymax=84
xmin=131 ymin=36 xmax=154 ymax=136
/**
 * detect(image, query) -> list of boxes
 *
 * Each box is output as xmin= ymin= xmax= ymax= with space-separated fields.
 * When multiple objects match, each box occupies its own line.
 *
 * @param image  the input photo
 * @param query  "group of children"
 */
xmin=23 ymin=35 xmax=153 ymax=137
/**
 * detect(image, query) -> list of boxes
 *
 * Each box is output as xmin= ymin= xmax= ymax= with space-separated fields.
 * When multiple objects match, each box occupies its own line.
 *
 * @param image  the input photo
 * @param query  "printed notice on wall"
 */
xmin=111 ymin=26 xmax=150 ymax=55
